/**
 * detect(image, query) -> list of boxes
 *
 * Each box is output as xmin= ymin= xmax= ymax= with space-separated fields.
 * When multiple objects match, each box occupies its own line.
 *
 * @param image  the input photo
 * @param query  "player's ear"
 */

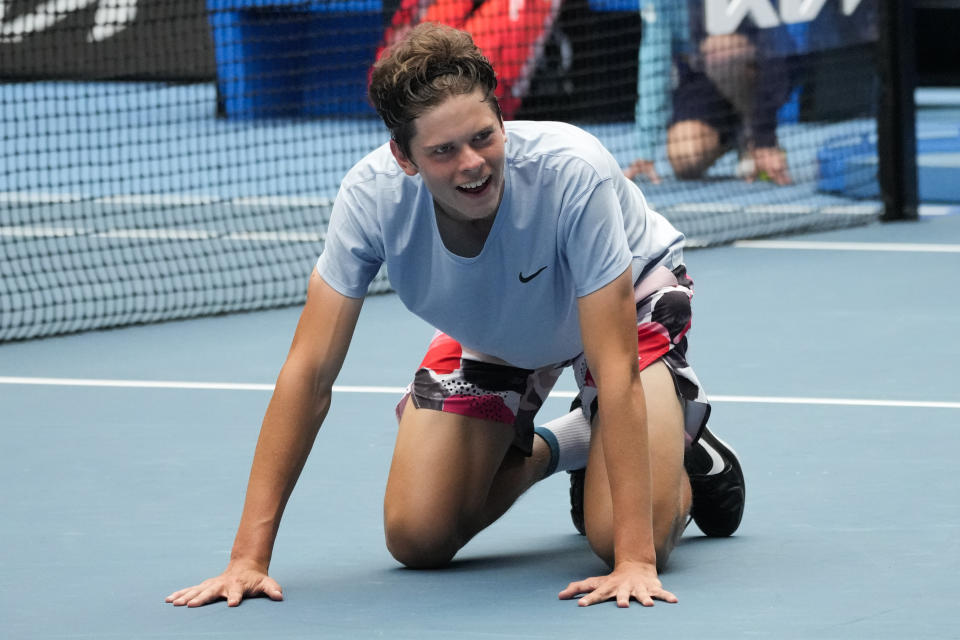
xmin=390 ymin=139 xmax=419 ymax=177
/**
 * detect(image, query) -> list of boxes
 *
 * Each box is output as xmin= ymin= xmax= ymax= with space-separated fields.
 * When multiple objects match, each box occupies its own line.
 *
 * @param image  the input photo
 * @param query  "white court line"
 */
xmin=232 ymin=196 xmax=334 ymax=208
xmin=0 ymin=191 xmax=85 ymax=204
xmin=0 ymin=224 xmax=325 ymax=243
xmin=96 ymin=194 xmax=223 ymax=206
xmin=1 ymin=376 xmax=957 ymax=409
xmin=0 ymin=225 xmax=88 ymax=238
xmin=919 ymin=204 xmax=960 ymax=217
xmin=94 ymin=228 xmax=217 ymax=240
xmin=0 ymin=376 xmax=401 ymax=394
xmin=734 ymin=240 xmax=960 ymax=253
xmin=0 ymin=190 xmax=335 ymax=209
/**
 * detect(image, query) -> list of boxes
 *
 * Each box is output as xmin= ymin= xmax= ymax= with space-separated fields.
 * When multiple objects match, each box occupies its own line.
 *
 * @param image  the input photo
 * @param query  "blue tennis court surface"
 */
xmin=2 ymin=213 xmax=957 ymax=638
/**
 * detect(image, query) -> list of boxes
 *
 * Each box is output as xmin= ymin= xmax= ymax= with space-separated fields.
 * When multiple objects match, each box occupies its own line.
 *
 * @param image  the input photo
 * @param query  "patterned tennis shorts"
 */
xmin=395 ymin=265 xmax=711 ymax=454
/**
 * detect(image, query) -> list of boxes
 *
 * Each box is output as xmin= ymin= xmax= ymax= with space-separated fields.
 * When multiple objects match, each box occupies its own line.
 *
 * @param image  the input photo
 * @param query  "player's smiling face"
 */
xmin=390 ymin=89 xmax=506 ymax=224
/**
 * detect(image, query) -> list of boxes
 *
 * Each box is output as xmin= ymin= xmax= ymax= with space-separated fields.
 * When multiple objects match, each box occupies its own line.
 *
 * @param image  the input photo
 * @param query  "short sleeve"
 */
xmin=315 ymin=184 xmax=384 ymax=299
xmin=560 ymin=179 xmax=633 ymax=298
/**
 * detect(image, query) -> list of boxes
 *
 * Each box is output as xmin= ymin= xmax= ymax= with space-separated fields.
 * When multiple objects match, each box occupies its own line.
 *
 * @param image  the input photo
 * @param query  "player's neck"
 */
xmin=434 ymin=202 xmax=496 ymax=258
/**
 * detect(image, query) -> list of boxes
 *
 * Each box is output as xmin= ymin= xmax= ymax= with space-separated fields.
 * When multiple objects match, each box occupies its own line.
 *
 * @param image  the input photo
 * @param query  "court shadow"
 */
xmin=392 ymin=533 xmax=754 ymax=576
xmin=677 ymin=533 xmax=751 ymax=548
xmin=393 ymin=534 xmax=603 ymax=577
xmin=662 ymin=533 xmax=754 ymax=574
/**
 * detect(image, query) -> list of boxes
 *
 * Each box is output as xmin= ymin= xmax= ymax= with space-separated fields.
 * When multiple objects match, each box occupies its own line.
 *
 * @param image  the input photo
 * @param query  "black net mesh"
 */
xmin=0 ymin=0 xmax=882 ymax=340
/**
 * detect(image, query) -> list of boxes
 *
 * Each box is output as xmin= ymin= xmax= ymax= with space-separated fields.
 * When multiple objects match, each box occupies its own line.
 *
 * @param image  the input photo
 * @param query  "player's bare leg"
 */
xmin=581 ymin=361 xmax=691 ymax=571
xmin=383 ymin=399 xmax=550 ymax=568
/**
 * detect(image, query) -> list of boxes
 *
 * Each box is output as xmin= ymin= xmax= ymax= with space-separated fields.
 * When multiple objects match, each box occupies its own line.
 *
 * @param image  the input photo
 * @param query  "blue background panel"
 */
xmin=817 ymin=123 xmax=960 ymax=203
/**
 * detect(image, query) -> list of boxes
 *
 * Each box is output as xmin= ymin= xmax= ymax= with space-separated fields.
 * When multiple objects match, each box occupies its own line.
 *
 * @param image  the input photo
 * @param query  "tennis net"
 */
xmin=1 ymin=0 xmax=883 ymax=340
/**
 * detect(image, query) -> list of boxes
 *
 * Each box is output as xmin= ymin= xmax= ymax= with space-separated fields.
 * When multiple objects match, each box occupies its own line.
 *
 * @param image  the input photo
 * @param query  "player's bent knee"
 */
xmin=585 ymin=484 xmax=689 ymax=572
xmin=653 ymin=515 xmax=686 ymax=572
xmin=586 ymin=533 xmax=615 ymax=569
xmin=586 ymin=520 xmax=682 ymax=572
xmin=384 ymin=517 xmax=460 ymax=569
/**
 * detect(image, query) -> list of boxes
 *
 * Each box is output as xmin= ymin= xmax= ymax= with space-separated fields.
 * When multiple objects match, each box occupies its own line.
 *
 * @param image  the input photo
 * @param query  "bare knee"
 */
xmin=384 ymin=514 xmax=461 ymax=569
xmin=653 ymin=476 xmax=693 ymax=571
xmin=586 ymin=484 xmax=691 ymax=573
xmin=652 ymin=513 xmax=688 ymax=572
xmin=586 ymin=520 xmax=684 ymax=573
xmin=586 ymin=527 xmax=682 ymax=573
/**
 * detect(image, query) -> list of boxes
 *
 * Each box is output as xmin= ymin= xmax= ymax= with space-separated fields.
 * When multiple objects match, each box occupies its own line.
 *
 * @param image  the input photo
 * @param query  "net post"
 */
xmin=877 ymin=0 xmax=919 ymax=222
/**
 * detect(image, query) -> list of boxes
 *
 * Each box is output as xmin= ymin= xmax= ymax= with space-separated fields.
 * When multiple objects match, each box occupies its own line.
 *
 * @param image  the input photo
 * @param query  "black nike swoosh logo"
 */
xmin=518 ymin=265 xmax=548 ymax=283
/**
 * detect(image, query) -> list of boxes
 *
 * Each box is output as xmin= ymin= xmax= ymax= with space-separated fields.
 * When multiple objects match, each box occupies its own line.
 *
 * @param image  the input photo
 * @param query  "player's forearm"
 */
xmin=229 ymin=363 xmax=332 ymax=569
xmin=596 ymin=378 xmax=657 ymax=566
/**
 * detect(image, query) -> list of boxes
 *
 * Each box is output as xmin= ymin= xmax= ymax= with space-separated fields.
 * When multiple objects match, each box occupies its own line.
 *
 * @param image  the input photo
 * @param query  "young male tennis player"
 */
xmin=166 ymin=22 xmax=744 ymax=609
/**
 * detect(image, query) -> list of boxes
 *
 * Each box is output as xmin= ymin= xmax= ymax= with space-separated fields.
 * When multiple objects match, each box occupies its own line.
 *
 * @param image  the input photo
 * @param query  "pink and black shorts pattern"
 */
xmin=396 ymin=265 xmax=711 ymax=453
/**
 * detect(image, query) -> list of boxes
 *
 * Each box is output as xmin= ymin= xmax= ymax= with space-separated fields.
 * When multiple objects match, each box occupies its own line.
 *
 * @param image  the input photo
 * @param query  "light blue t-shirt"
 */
xmin=316 ymin=121 xmax=684 ymax=369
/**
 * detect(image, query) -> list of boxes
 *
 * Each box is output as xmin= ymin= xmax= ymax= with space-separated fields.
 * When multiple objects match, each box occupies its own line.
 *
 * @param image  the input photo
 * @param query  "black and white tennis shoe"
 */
xmin=568 ymin=422 xmax=745 ymax=539
xmin=685 ymin=426 xmax=745 ymax=537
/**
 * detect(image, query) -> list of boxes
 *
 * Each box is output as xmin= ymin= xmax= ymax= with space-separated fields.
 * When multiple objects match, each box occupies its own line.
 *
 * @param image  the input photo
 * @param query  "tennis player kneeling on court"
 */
xmin=166 ymin=22 xmax=744 ymax=610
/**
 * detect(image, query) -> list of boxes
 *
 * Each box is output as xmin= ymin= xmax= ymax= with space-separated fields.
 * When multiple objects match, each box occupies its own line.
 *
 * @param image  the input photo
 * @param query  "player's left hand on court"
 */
xmin=748 ymin=146 xmax=792 ymax=185
xmin=558 ymin=560 xmax=678 ymax=607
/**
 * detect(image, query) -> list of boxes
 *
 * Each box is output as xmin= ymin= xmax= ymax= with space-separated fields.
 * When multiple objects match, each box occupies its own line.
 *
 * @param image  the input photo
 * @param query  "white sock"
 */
xmin=534 ymin=409 xmax=592 ymax=476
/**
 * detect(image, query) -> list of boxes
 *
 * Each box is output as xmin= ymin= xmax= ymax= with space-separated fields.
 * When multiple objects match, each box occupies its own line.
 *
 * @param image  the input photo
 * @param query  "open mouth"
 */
xmin=456 ymin=175 xmax=491 ymax=195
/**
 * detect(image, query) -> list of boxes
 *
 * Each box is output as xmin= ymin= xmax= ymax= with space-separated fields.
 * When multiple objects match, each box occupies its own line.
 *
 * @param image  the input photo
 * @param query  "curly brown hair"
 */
xmin=368 ymin=22 xmax=501 ymax=158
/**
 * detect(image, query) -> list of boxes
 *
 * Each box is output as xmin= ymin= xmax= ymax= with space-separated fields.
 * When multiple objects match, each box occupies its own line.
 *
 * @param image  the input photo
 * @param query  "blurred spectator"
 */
xmin=625 ymin=0 xmax=797 ymax=184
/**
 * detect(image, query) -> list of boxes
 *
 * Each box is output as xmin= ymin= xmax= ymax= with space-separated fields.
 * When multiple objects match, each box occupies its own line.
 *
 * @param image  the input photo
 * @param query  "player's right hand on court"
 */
xmin=165 ymin=562 xmax=283 ymax=607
